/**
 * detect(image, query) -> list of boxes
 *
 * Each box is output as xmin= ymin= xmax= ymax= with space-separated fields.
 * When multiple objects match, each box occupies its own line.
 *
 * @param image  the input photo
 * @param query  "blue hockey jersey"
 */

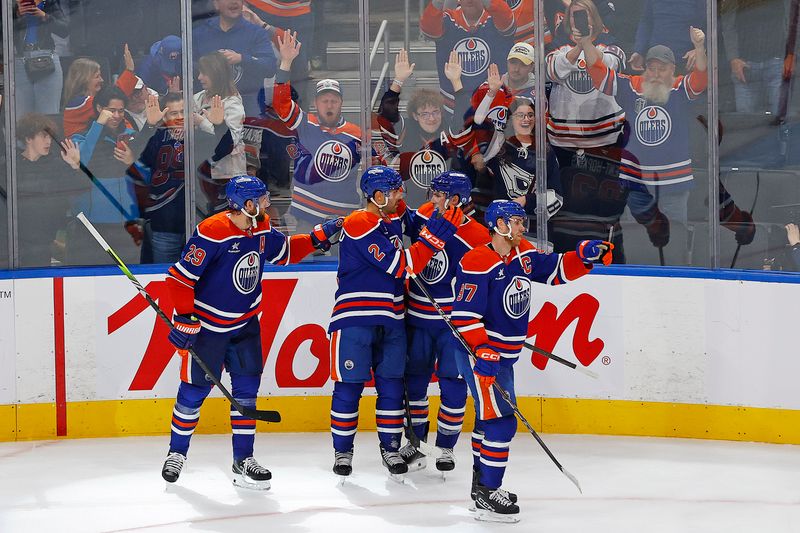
xmin=452 ymin=239 xmax=590 ymax=360
xmin=166 ymin=211 xmax=316 ymax=333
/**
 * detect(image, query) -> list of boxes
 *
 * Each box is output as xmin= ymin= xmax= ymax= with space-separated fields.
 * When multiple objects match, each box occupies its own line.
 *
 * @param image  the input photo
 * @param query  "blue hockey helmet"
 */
xmin=430 ymin=171 xmax=472 ymax=206
xmin=484 ymin=199 xmax=527 ymax=233
xmin=359 ymin=165 xmax=403 ymax=199
xmin=226 ymin=175 xmax=269 ymax=211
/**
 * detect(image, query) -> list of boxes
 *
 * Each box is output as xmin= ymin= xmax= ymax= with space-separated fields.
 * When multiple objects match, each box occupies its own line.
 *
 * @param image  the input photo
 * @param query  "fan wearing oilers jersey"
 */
xmin=328 ymin=166 xmax=463 ymax=482
xmin=377 ymin=49 xmax=474 ymax=208
xmin=452 ymin=200 xmax=612 ymax=522
xmin=399 ymin=171 xmax=490 ymax=476
xmin=273 ymin=30 xmax=370 ymax=233
xmin=420 ymin=0 xmax=516 ymax=114
xmin=161 ymin=175 xmax=343 ymax=489
xmin=582 ymin=26 xmax=707 ymax=264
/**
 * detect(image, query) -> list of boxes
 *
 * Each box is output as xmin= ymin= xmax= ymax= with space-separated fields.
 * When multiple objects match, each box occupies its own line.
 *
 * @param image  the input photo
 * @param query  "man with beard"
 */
xmin=161 ymin=175 xmax=342 ymax=488
xmin=581 ymin=26 xmax=707 ymax=263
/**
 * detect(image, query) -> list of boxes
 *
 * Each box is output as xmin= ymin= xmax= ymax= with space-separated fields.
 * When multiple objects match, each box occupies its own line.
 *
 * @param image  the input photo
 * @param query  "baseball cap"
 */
xmin=316 ymin=79 xmax=342 ymax=97
xmin=151 ymin=35 xmax=182 ymax=76
xmin=507 ymin=42 xmax=535 ymax=65
xmin=134 ymin=76 xmax=145 ymax=90
xmin=645 ymin=45 xmax=675 ymax=65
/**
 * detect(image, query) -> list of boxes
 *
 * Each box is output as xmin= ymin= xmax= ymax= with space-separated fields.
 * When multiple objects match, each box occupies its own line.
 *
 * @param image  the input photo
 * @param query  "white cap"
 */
xmin=507 ymin=42 xmax=535 ymax=65
xmin=316 ymin=78 xmax=342 ymax=96
xmin=134 ymin=76 xmax=145 ymax=90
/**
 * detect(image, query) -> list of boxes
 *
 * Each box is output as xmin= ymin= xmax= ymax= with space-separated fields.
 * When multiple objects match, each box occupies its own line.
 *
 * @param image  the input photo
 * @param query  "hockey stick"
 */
xmin=730 ymin=172 xmax=760 ymax=269
xmin=402 ymin=388 xmax=444 ymax=459
xmin=523 ymin=341 xmax=598 ymax=379
xmin=76 ymin=213 xmax=281 ymax=423
xmin=406 ymin=267 xmax=582 ymax=493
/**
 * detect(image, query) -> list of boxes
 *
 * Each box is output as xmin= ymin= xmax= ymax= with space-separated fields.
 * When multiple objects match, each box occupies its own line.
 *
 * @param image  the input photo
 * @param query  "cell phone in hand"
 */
xmin=116 ymin=133 xmax=133 ymax=150
xmin=573 ymin=10 xmax=590 ymax=36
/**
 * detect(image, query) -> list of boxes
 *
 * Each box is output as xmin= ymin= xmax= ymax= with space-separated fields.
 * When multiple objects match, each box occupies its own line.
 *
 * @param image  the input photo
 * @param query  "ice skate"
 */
xmin=161 ymin=451 xmax=186 ymax=483
xmin=473 ymin=484 xmax=520 ymax=523
xmin=333 ymin=449 xmax=353 ymax=485
xmin=232 ymin=456 xmax=272 ymax=490
xmin=399 ymin=441 xmax=427 ymax=472
xmin=380 ymin=444 xmax=408 ymax=483
xmin=469 ymin=467 xmax=517 ymax=511
xmin=435 ymin=448 xmax=455 ymax=480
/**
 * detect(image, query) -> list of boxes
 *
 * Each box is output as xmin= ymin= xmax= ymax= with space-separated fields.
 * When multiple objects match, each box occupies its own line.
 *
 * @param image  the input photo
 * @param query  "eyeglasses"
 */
xmin=512 ymin=112 xmax=535 ymax=120
xmin=416 ymin=110 xmax=441 ymax=120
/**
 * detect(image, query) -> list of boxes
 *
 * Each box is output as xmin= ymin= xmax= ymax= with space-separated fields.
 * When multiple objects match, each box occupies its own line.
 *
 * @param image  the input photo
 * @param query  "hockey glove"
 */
xmin=473 ymin=347 xmax=500 ymax=387
xmin=645 ymin=210 xmax=670 ymax=248
xmin=310 ymin=217 xmax=345 ymax=251
xmin=168 ymin=313 xmax=201 ymax=351
xmin=576 ymin=239 xmax=615 ymax=265
xmin=419 ymin=207 xmax=461 ymax=251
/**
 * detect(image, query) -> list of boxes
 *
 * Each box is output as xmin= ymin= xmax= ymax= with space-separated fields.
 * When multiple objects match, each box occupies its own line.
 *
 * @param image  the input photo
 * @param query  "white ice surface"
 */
xmin=1 ymin=432 xmax=798 ymax=533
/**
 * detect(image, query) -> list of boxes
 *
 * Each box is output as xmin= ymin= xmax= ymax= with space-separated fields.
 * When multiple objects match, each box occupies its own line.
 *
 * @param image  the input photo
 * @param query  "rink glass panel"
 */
xmin=0 ymin=0 xmax=793 ymax=273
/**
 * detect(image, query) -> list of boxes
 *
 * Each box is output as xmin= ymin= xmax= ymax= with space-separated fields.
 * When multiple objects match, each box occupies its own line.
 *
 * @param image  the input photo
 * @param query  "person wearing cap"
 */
xmin=125 ymin=77 xmax=162 ymax=132
xmin=192 ymin=0 xmax=277 ymax=117
xmin=581 ymin=26 xmax=708 ymax=265
xmin=420 ymin=0 xmax=516 ymax=113
xmin=137 ymin=35 xmax=183 ymax=97
xmin=272 ymin=29 xmax=373 ymax=235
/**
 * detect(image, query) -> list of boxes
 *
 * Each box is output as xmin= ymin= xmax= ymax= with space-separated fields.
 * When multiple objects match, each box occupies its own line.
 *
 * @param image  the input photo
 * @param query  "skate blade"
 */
xmin=387 ymin=472 xmax=406 ymax=484
xmin=232 ymin=474 xmax=271 ymax=491
xmin=474 ymin=509 xmax=520 ymax=523
xmin=337 ymin=475 xmax=348 ymax=486
xmin=468 ymin=503 xmax=476 ymax=512
xmin=440 ymin=470 xmax=447 ymax=481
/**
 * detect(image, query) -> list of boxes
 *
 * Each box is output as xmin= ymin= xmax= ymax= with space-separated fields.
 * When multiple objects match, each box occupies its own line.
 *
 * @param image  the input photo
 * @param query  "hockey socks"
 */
xmin=169 ymin=382 xmax=212 ymax=456
xmin=404 ymin=373 xmax=431 ymax=442
xmin=331 ymin=381 xmax=364 ymax=452
xmin=374 ymin=376 xmax=404 ymax=451
xmin=476 ymin=415 xmax=516 ymax=490
xmin=230 ymin=373 xmax=259 ymax=462
xmin=435 ymin=377 xmax=467 ymax=450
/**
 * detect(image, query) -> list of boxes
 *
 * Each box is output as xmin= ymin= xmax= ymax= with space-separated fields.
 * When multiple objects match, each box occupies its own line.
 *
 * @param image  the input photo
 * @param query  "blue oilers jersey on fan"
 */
xmin=588 ymin=60 xmax=708 ymax=190
xmin=406 ymin=202 xmax=490 ymax=329
xmin=452 ymin=239 xmax=590 ymax=360
xmin=329 ymin=205 xmax=419 ymax=332
xmin=167 ymin=212 xmax=312 ymax=333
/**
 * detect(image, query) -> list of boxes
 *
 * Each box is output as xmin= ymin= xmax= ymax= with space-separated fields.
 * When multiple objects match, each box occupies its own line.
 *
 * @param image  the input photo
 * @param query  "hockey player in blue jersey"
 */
xmin=161 ymin=175 xmax=343 ymax=489
xmin=328 ymin=165 xmax=462 ymax=481
xmin=399 ymin=171 xmax=490 ymax=475
xmin=452 ymin=200 xmax=612 ymax=522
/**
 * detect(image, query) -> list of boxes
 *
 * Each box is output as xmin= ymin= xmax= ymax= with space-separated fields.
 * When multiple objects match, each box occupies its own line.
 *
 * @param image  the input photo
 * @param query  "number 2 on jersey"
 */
xmin=368 ymin=243 xmax=386 ymax=262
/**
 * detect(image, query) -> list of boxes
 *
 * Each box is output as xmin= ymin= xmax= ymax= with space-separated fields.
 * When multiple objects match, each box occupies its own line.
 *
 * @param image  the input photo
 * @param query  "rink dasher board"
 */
xmin=1 ymin=270 xmax=799 ymax=444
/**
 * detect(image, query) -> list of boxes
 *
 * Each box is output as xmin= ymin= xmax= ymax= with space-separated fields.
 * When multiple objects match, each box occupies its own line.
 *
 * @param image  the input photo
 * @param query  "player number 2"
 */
xmin=456 ymin=283 xmax=477 ymax=302
xmin=367 ymin=244 xmax=386 ymax=261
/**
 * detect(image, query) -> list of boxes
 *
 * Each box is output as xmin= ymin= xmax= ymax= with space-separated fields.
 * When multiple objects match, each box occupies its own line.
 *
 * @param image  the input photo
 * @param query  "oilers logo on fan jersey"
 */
xmin=498 ymin=160 xmax=533 ymax=198
xmin=409 ymin=149 xmax=447 ymax=189
xmin=420 ymin=249 xmax=450 ymax=285
xmin=486 ymin=106 xmax=509 ymax=129
xmin=232 ymin=252 xmax=261 ymax=294
xmin=454 ymin=37 xmax=490 ymax=76
xmin=635 ymin=106 xmax=671 ymax=146
xmin=503 ymin=276 xmax=532 ymax=318
xmin=566 ymin=59 xmax=595 ymax=95
xmin=314 ymin=140 xmax=353 ymax=182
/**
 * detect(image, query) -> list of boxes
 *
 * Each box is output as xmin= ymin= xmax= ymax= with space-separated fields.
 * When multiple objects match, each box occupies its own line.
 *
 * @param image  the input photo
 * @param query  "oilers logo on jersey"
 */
xmin=486 ymin=106 xmax=509 ymax=129
xmin=503 ymin=276 xmax=532 ymax=318
xmin=635 ymin=106 xmax=672 ymax=146
xmin=498 ymin=160 xmax=533 ymax=198
xmin=454 ymin=37 xmax=491 ymax=76
xmin=409 ymin=149 xmax=447 ymax=189
xmin=232 ymin=252 xmax=261 ymax=294
xmin=566 ymin=59 xmax=595 ymax=95
xmin=313 ymin=140 xmax=353 ymax=182
xmin=420 ymin=249 xmax=450 ymax=285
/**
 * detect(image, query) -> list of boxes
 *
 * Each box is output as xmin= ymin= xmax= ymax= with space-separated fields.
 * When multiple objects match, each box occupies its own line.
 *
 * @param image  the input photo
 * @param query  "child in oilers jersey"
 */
xmin=452 ymin=199 xmax=612 ymax=522
xmin=398 ymin=171 xmax=490 ymax=474
xmin=161 ymin=175 xmax=343 ymax=490
xmin=327 ymin=166 xmax=463 ymax=481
